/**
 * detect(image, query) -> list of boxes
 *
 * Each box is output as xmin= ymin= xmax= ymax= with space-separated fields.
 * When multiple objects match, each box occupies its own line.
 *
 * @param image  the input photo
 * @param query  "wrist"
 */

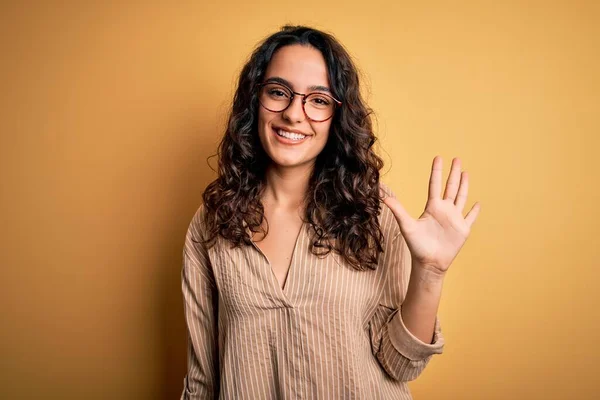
xmin=411 ymin=261 xmax=447 ymax=284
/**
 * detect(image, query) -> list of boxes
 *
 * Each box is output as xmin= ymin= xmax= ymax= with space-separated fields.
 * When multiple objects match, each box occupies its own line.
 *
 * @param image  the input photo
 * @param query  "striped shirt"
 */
xmin=180 ymin=196 xmax=444 ymax=399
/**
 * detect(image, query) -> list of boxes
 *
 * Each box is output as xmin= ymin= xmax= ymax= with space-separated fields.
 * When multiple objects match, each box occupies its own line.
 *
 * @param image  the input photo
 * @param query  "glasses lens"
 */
xmin=258 ymin=83 xmax=338 ymax=121
xmin=304 ymin=93 xmax=336 ymax=121
xmin=259 ymin=83 xmax=292 ymax=112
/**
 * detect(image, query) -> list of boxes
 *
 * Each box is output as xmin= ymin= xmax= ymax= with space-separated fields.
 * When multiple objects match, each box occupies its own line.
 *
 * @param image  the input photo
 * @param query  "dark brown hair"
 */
xmin=202 ymin=25 xmax=385 ymax=270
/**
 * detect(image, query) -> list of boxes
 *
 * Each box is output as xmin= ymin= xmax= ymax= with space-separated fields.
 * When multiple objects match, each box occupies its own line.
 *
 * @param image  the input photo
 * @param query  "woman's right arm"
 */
xmin=180 ymin=206 xmax=219 ymax=399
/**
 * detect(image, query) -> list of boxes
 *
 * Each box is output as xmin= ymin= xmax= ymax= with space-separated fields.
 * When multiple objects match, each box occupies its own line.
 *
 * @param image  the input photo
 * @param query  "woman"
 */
xmin=181 ymin=25 xmax=480 ymax=399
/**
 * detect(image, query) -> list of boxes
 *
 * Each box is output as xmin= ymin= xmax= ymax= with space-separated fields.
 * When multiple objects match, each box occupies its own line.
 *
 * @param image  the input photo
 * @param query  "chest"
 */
xmin=209 ymin=228 xmax=384 ymax=323
xmin=252 ymin=212 xmax=304 ymax=291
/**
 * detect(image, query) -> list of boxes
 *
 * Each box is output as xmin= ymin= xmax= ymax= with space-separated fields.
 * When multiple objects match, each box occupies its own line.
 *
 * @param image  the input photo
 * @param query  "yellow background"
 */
xmin=1 ymin=1 xmax=598 ymax=399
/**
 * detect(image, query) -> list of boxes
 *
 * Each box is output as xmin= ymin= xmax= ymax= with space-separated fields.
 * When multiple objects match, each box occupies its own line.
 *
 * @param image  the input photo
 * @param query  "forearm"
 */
xmin=399 ymin=262 xmax=445 ymax=344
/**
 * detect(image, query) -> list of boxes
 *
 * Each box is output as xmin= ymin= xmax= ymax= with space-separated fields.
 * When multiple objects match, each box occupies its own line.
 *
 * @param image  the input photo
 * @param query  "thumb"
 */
xmin=382 ymin=195 xmax=413 ymax=231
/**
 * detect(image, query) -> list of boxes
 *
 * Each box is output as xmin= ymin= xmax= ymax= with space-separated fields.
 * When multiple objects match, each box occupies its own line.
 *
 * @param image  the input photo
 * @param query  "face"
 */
xmin=257 ymin=44 xmax=334 ymax=170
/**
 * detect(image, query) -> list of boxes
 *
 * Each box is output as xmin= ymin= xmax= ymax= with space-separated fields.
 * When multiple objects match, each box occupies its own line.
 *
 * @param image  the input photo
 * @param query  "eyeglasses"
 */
xmin=257 ymin=82 xmax=342 ymax=122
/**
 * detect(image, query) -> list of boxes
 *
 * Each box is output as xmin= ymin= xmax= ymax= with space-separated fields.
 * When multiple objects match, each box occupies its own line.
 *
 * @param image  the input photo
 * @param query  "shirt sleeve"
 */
xmin=180 ymin=205 xmax=219 ymax=399
xmin=368 ymin=185 xmax=445 ymax=382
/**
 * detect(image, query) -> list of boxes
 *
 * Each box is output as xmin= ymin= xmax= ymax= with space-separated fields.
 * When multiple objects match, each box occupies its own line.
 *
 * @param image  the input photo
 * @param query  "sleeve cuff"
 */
xmin=388 ymin=308 xmax=445 ymax=361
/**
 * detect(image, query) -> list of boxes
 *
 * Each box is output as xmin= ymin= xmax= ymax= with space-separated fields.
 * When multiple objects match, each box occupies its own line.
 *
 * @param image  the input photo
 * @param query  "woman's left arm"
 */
xmin=382 ymin=156 xmax=481 ymax=344
xmin=399 ymin=262 xmax=445 ymax=344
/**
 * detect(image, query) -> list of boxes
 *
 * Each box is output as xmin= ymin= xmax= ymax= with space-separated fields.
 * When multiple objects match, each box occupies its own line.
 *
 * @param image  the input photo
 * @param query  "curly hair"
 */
xmin=202 ymin=25 xmax=385 ymax=271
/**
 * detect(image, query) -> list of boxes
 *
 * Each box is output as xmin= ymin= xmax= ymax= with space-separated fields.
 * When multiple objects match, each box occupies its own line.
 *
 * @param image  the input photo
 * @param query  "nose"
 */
xmin=281 ymin=95 xmax=305 ymax=123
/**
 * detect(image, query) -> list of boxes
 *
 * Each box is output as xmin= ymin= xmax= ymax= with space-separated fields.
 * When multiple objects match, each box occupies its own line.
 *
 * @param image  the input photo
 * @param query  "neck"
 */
xmin=262 ymin=162 xmax=314 ymax=211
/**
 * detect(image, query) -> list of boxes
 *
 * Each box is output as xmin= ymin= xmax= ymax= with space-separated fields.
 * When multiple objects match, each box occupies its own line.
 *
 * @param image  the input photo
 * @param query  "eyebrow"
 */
xmin=263 ymin=76 xmax=331 ymax=93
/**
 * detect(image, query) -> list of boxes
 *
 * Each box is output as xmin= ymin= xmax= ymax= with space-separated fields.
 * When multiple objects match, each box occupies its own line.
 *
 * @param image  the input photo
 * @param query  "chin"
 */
xmin=266 ymin=152 xmax=316 ymax=169
xmin=270 ymin=157 xmax=313 ymax=169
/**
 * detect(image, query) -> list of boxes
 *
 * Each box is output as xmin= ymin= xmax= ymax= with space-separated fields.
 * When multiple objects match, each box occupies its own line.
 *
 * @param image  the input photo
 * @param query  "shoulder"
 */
xmin=186 ymin=203 xmax=209 ymax=244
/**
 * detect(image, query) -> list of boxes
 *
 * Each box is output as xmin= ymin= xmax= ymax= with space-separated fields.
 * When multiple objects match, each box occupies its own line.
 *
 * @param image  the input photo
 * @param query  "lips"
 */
xmin=272 ymin=126 xmax=310 ymax=144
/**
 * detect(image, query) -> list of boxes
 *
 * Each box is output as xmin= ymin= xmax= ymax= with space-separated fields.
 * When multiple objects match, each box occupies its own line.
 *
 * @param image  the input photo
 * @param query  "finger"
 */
xmin=464 ymin=202 xmax=481 ymax=228
xmin=428 ymin=156 xmax=443 ymax=201
xmin=443 ymin=157 xmax=462 ymax=201
xmin=455 ymin=171 xmax=469 ymax=212
xmin=383 ymin=196 xmax=413 ymax=231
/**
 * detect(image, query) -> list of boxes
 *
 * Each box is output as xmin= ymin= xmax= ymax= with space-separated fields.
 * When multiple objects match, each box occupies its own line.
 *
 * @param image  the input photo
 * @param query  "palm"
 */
xmin=383 ymin=156 xmax=481 ymax=274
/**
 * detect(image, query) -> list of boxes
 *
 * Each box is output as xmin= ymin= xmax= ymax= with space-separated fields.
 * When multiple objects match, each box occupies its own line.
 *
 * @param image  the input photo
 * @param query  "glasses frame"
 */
xmin=256 ymin=82 xmax=342 ymax=122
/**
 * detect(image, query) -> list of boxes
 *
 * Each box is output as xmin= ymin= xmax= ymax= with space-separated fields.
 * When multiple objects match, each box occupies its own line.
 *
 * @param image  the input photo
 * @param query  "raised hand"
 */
xmin=382 ymin=156 xmax=481 ymax=276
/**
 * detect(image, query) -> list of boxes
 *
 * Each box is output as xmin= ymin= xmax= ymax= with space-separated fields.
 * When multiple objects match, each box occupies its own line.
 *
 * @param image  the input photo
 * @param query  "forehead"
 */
xmin=264 ymin=45 xmax=329 ymax=91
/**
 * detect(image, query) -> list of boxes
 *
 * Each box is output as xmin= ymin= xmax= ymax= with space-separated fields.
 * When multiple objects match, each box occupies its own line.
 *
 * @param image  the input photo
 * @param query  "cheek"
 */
xmin=257 ymin=108 xmax=267 ymax=130
xmin=257 ymin=109 xmax=272 ymax=141
xmin=315 ymin=122 xmax=332 ymax=146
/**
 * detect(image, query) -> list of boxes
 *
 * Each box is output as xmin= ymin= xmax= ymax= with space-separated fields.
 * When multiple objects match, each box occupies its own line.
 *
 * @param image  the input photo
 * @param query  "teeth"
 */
xmin=277 ymin=129 xmax=306 ymax=141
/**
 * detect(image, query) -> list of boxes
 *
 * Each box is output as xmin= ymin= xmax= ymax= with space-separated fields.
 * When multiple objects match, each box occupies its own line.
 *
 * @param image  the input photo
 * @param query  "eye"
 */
xmin=268 ymin=89 xmax=288 ymax=98
xmin=307 ymin=94 xmax=332 ymax=107
xmin=263 ymin=83 xmax=291 ymax=100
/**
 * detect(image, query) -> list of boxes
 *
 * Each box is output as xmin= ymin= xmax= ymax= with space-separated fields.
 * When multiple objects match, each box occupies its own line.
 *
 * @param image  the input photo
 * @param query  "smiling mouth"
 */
xmin=274 ymin=128 xmax=308 ymax=141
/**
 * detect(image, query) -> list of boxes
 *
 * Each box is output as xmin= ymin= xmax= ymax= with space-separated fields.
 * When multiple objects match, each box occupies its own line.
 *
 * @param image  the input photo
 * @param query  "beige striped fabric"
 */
xmin=180 ymin=198 xmax=444 ymax=399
